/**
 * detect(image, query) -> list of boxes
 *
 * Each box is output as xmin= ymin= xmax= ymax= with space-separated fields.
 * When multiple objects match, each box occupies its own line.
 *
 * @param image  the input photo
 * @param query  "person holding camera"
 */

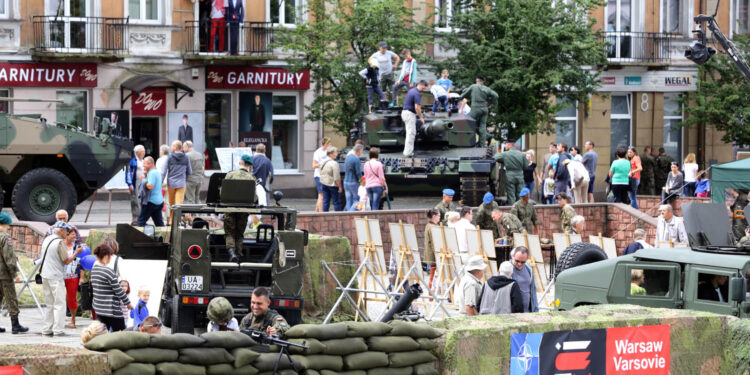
xmin=40 ymin=221 xmax=82 ymax=337
xmin=0 ymin=213 xmax=27 ymax=334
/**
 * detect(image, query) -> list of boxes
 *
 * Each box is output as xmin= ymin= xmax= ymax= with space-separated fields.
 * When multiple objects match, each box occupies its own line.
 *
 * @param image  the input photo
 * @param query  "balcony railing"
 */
xmin=601 ymin=31 xmax=673 ymax=64
xmin=32 ymin=16 xmax=129 ymax=55
xmin=183 ymin=20 xmax=274 ymax=56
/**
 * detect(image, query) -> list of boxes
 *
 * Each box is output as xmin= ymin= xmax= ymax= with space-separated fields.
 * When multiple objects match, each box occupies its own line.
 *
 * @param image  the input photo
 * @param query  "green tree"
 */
xmin=439 ymin=0 xmax=607 ymax=140
xmin=681 ymin=36 xmax=750 ymax=147
xmin=274 ymin=0 xmax=431 ymax=134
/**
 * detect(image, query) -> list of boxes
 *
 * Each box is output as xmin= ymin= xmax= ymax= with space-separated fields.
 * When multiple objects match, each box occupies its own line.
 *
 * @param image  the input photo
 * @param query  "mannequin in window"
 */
xmin=250 ymin=95 xmax=265 ymax=132
xmin=226 ymin=0 xmax=244 ymax=55
xmin=209 ymin=0 xmax=226 ymax=52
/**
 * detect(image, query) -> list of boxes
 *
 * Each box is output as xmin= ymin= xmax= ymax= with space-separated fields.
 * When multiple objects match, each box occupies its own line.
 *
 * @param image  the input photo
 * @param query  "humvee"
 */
xmin=555 ymin=203 xmax=750 ymax=318
xmin=116 ymin=174 xmax=306 ymax=334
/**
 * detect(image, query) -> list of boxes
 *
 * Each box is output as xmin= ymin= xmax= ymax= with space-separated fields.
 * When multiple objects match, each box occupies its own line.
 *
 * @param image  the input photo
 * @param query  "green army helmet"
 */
xmin=207 ymin=296 xmax=234 ymax=323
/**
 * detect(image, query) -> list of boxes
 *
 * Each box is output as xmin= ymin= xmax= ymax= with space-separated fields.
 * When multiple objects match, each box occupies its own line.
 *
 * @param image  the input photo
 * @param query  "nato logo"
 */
xmin=511 ymin=333 xmax=542 ymax=375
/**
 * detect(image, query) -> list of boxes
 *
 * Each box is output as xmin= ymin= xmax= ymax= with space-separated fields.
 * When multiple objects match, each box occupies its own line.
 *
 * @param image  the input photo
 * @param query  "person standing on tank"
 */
xmin=371 ymin=42 xmax=400 ymax=101
xmin=459 ymin=75 xmax=499 ymax=148
xmin=401 ymin=80 xmax=427 ymax=158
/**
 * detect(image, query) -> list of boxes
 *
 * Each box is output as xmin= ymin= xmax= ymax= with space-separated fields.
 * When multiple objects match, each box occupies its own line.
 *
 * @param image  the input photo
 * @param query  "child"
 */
xmin=390 ymin=49 xmax=418 ymax=107
xmin=542 ymin=169 xmax=555 ymax=204
xmin=429 ymin=81 xmax=448 ymax=115
xmin=436 ymin=69 xmax=453 ymax=92
xmin=119 ymin=280 xmax=131 ymax=327
xmin=355 ymin=177 xmax=370 ymax=211
xmin=694 ymin=170 xmax=710 ymax=197
xmin=359 ymin=57 xmax=384 ymax=113
xmin=131 ymin=285 xmax=150 ymax=328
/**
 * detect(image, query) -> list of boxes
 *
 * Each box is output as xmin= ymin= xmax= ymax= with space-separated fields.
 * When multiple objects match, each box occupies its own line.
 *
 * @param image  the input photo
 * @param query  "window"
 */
xmin=661 ymin=0 xmax=682 ymax=34
xmin=735 ymin=0 xmax=750 ymax=35
xmin=128 ymin=0 xmax=159 ymax=22
xmin=697 ymin=272 xmax=729 ymax=303
xmin=610 ymin=94 xmax=631 ymax=161
xmin=0 ymin=0 xmax=8 ymax=18
xmin=435 ymin=0 xmax=464 ymax=31
xmin=46 ymin=0 xmax=91 ymax=51
xmin=56 ymin=90 xmax=88 ymax=131
xmin=606 ymin=0 xmax=633 ymax=59
xmin=663 ymin=94 xmax=683 ymax=163
xmin=268 ymin=0 xmax=304 ymax=26
xmin=205 ymin=93 xmax=232 ymax=170
xmin=554 ymin=98 xmax=577 ymax=147
xmin=0 ymin=89 xmax=9 ymax=114
xmin=272 ymin=94 xmax=299 ymax=170
xmin=629 ymin=268 xmax=672 ymax=297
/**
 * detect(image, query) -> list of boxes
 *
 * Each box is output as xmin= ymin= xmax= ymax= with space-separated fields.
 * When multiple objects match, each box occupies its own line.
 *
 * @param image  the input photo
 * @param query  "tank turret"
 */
xmin=420 ymin=119 xmax=454 ymax=139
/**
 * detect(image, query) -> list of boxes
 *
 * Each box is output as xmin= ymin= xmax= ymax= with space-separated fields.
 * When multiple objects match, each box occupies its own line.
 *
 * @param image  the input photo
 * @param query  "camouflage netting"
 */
xmin=0 ymin=344 xmax=108 ymax=375
xmin=79 ymin=321 xmax=441 ymax=375
xmin=430 ymin=304 xmax=742 ymax=374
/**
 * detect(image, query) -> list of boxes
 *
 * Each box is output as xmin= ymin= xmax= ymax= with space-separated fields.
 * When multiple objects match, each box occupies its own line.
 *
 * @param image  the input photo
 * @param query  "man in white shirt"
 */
xmin=429 ymin=82 xmax=448 ymax=115
xmin=371 ymin=42 xmax=400 ymax=101
xmin=312 ymin=137 xmax=331 ymax=212
xmin=655 ymin=204 xmax=688 ymax=246
xmin=454 ymin=206 xmax=475 ymax=264
xmin=563 ymin=159 xmax=590 ymax=204
xmin=40 ymin=222 xmax=81 ymax=337
xmin=454 ymin=256 xmax=486 ymax=316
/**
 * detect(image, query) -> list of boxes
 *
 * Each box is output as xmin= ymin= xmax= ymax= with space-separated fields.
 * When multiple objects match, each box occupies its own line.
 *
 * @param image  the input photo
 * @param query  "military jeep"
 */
xmin=555 ymin=203 xmax=750 ymax=318
xmin=116 ymin=174 xmax=306 ymax=334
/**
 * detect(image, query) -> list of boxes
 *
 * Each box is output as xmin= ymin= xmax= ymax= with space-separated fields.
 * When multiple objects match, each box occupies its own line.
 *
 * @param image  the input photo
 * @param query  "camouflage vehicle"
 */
xmin=116 ymin=175 xmax=306 ymax=334
xmin=347 ymin=102 xmax=501 ymax=206
xmin=555 ymin=203 xmax=750 ymax=318
xmin=0 ymin=102 xmax=132 ymax=223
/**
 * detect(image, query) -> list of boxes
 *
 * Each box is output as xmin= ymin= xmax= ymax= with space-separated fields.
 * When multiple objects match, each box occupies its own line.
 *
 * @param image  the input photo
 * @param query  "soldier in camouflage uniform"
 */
xmin=0 ymin=212 xmax=28 ymax=334
xmin=639 ymin=146 xmax=656 ymax=196
xmin=206 ymin=296 xmax=239 ymax=331
xmin=435 ymin=189 xmax=458 ymax=224
xmin=223 ymin=154 xmax=258 ymax=263
xmin=459 ymin=75 xmax=499 ymax=147
xmin=491 ymin=209 xmax=523 ymax=245
xmin=731 ymin=190 xmax=749 ymax=240
xmin=240 ymin=287 xmax=289 ymax=337
xmin=510 ymin=188 xmax=539 ymax=234
xmin=556 ymin=192 xmax=577 ymax=233
xmin=494 ymin=139 xmax=529 ymax=205
xmin=474 ymin=192 xmax=501 ymax=239
xmin=654 ymin=147 xmax=674 ymax=193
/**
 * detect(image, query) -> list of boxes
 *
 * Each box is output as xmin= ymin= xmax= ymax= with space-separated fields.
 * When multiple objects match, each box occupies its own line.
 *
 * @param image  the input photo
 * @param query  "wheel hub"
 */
xmin=29 ymin=184 xmax=60 ymax=216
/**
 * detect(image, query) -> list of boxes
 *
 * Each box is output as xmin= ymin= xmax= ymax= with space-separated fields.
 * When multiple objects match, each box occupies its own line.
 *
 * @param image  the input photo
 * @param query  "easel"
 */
xmin=590 ymin=233 xmax=618 ymax=258
xmin=391 ymin=221 xmax=422 ymax=290
xmin=468 ymin=226 xmax=496 ymax=279
xmin=354 ymin=218 xmax=388 ymax=321
xmin=1 ymin=260 xmax=45 ymax=319
xmin=431 ymin=223 xmax=461 ymax=311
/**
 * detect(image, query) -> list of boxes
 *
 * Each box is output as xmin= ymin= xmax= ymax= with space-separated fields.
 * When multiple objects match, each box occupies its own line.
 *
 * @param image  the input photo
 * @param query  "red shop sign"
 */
xmin=0 ymin=63 xmax=97 ymax=87
xmin=132 ymin=88 xmax=166 ymax=116
xmin=206 ymin=66 xmax=310 ymax=90
xmin=606 ymin=324 xmax=670 ymax=374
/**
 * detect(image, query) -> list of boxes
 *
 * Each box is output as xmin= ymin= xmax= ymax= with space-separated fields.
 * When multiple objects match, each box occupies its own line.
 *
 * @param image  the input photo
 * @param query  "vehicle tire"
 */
xmin=12 ymin=168 xmax=77 ymax=224
xmin=160 ymin=297 xmax=172 ymax=328
xmin=171 ymin=296 xmax=195 ymax=334
xmin=554 ymin=242 xmax=608 ymax=279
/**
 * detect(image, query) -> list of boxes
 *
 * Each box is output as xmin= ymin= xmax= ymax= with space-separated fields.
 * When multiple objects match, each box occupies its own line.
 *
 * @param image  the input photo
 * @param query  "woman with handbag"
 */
xmin=608 ymin=147 xmax=631 ymax=204
xmin=364 ymin=147 xmax=388 ymax=211
xmin=627 ymin=147 xmax=643 ymax=209
xmin=63 ymin=227 xmax=81 ymax=329
xmin=91 ymin=243 xmax=132 ymax=332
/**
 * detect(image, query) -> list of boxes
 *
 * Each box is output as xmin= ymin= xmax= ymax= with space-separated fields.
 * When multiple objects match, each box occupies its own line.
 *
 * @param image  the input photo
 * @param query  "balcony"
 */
xmin=601 ymin=31 xmax=673 ymax=65
xmin=32 ymin=16 xmax=129 ymax=57
xmin=182 ymin=20 xmax=274 ymax=59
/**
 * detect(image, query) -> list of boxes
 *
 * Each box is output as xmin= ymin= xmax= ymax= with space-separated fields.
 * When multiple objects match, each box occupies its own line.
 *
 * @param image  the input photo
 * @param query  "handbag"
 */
xmin=79 ymin=281 xmax=93 ymax=311
xmin=35 ymin=238 xmax=60 ymax=284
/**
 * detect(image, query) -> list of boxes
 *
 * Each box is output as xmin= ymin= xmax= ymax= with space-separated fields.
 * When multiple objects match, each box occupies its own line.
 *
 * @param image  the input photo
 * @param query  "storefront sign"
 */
xmin=206 ymin=67 xmax=310 ymax=90
xmin=598 ymin=70 xmax=697 ymax=92
xmin=239 ymin=132 xmax=272 ymax=158
xmin=664 ymin=75 xmax=691 ymax=87
xmin=0 ymin=63 xmax=97 ymax=87
xmin=132 ymin=88 xmax=166 ymax=116
xmin=602 ymin=77 xmax=616 ymax=85
xmin=625 ymin=76 xmax=642 ymax=86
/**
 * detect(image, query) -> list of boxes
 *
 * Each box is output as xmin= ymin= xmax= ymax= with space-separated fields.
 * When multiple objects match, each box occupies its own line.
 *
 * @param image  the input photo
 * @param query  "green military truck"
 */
xmin=116 ymin=175 xmax=306 ymax=334
xmin=555 ymin=203 xmax=750 ymax=318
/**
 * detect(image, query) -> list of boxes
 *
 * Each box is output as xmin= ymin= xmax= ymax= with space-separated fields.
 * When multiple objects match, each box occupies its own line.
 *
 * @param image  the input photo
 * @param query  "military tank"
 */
xmin=0 ymin=99 xmax=133 ymax=224
xmin=347 ymin=101 xmax=501 ymax=206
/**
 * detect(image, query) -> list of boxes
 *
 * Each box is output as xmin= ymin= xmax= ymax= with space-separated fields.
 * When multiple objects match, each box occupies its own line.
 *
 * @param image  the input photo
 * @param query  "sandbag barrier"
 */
xmin=84 ymin=320 xmax=443 ymax=375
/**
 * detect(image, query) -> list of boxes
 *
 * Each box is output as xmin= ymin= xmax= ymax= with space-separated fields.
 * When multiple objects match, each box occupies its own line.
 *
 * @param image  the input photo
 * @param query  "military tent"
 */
xmin=711 ymin=158 xmax=750 ymax=203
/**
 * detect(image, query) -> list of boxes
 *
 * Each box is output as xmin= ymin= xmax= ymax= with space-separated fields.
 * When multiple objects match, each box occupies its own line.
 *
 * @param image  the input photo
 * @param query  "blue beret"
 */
xmin=519 ymin=188 xmax=530 ymax=197
xmin=483 ymin=192 xmax=494 ymax=204
xmin=442 ymin=189 xmax=455 ymax=196
xmin=54 ymin=221 xmax=72 ymax=231
xmin=0 ymin=212 xmax=11 ymax=224
xmin=241 ymin=154 xmax=253 ymax=165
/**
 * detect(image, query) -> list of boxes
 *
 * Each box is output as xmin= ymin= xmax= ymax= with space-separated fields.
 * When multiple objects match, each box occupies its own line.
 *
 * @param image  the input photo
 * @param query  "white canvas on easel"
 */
xmin=389 ymin=222 xmax=424 ymax=286
xmin=553 ymin=233 xmax=582 ymax=260
xmin=467 ymin=227 xmax=498 ymax=277
xmin=430 ymin=225 xmax=462 ymax=311
xmin=354 ymin=218 xmax=389 ymax=320
xmin=589 ymin=235 xmax=617 ymax=258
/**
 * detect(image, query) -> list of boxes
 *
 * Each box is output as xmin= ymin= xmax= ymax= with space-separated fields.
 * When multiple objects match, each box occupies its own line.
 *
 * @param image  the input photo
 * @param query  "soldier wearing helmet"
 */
xmin=206 ymin=296 xmax=239 ymax=332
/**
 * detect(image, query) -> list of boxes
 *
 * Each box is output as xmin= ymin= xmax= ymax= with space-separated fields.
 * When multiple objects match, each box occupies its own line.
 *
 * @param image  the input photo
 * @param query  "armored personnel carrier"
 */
xmin=116 ymin=175 xmax=306 ymax=334
xmin=0 ymin=103 xmax=132 ymax=223
xmin=348 ymin=102 xmax=500 ymax=206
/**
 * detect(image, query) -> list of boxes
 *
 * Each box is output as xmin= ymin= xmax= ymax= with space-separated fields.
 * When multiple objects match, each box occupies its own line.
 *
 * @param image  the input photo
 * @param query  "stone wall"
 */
xmin=637 ymin=195 xmax=712 ymax=216
xmin=8 ymin=221 xmax=48 ymax=258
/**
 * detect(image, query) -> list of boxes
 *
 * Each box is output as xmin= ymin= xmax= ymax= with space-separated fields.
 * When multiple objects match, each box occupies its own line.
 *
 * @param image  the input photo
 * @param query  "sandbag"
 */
xmin=125 ymin=348 xmax=179 ymax=363
xmin=367 ymin=367 xmax=412 ymax=375
xmin=150 ymin=333 xmax=206 ymax=349
xmin=155 ymin=362 xmax=206 ymax=375
xmin=291 ymin=354 xmax=344 ymax=371
xmin=200 ymin=331 xmax=257 ymax=348
xmin=413 ymin=363 xmax=439 ymax=375
xmin=366 ymin=336 xmax=419 ymax=352
xmin=113 ymin=363 xmax=155 ymax=375
xmin=84 ymin=331 xmax=151 ymax=351
xmin=232 ymin=347 xmax=261 ymax=368
xmin=206 ymin=363 xmax=259 ymax=375
xmin=320 ymin=371 xmax=367 ymax=375
xmin=321 ymin=337 xmax=368 ymax=355
xmin=343 ymin=352 xmax=389 ymax=370
xmin=345 ymin=322 xmax=392 ymax=337
xmin=288 ymin=338 xmax=326 ymax=354
xmin=306 ymin=370 xmax=321 ymax=375
xmin=416 ymin=338 xmax=437 ymax=351
xmin=254 ymin=352 xmax=294 ymax=371
xmin=107 ymin=349 xmax=134 ymax=371
xmin=386 ymin=321 xmax=442 ymax=339
xmin=178 ymin=347 xmax=234 ymax=366
xmin=388 ymin=351 xmax=437 ymax=368
xmin=285 ymin=322 xmax=349 ymax=340
xmin=258 ymin=370 xmax=298 ymax=375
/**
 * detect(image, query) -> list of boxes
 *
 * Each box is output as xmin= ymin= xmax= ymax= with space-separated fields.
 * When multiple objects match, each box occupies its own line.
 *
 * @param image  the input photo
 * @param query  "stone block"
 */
xmin=0 ymin=344 xmax=108 ymax=375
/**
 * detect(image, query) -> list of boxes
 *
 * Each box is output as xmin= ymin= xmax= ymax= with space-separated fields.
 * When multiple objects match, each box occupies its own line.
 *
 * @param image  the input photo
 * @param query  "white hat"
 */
xmin=498 ymin=261 xmax=514 ymax=277
xmin=464 ymin=256 xmax=487 ymax=272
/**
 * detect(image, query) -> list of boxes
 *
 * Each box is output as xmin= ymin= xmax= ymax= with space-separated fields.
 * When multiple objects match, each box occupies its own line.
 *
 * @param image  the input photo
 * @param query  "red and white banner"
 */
xmin=606 ymin=325 xmax=670 ymax=374
xmin=132 ymin=88 xmax=166 ymax=116
xmin=206 ymin=66 xmax=310 ymax=90
xmin=0 ymin=63 xmax=97 ymax=87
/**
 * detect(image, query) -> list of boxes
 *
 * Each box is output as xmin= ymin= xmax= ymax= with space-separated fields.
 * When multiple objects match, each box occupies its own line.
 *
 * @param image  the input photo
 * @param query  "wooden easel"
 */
xmin=433 ymin=223 xmax=460 ymax=309
xmin=389 ymin=220 xmax=429 ymax=311
xmin=523 ymin=230 xmax=547 ymax=293
xmin=473 ymin=225 xmax=492 ymax=280
xmin=354 ymin=218 xmax=388 ymax=321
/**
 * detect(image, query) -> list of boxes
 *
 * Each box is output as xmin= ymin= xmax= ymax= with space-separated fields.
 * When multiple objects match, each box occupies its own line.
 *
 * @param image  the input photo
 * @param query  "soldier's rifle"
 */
xmin=240 ymin=328 xmax=308 ymax=374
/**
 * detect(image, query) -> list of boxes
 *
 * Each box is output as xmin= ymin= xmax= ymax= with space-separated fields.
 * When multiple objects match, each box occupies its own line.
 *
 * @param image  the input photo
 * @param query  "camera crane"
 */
xmin=685 ymin=0 xmax=750 ymax=83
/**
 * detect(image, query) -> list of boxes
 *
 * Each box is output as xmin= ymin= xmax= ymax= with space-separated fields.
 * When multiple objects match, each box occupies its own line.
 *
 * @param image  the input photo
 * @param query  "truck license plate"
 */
xmin=181 ymin=276 xmax=203 ymax=291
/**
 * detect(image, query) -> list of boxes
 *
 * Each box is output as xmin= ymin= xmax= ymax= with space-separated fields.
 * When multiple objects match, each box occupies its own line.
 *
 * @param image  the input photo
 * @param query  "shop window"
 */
xmin=697 ymin=272 xmax=730 ymax=303
xmin=205 ymin=93 xmax=232 ymax=170
xmin=610 ymin=94 xmax=631 ymax=161
xmin=663 ymin=93 xmax=683 ymax=163
xmin=0 ymin=89 xmax=8 ymax=114
xmin=128 ymin=0 xmax=160 ymax=22
xmin=554 ymin=97 xmax=577 ymax=147
xmin=56 ymin=90 xmax=87 ymax=131
xmin=268 ymin=0 xmax=305 ymax=26
xmin=272 ymin=94 xmax=298 ymax=170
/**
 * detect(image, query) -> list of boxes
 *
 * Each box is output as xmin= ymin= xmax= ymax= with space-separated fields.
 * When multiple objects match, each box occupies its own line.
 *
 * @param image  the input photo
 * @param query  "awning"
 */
xmin=120 ymin=74 xmax=195 ymax=109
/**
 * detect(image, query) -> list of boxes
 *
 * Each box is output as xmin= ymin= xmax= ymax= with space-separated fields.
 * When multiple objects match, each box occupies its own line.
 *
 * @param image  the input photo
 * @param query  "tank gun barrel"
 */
xmin=420 ymin=120 xmax=454 ymax=139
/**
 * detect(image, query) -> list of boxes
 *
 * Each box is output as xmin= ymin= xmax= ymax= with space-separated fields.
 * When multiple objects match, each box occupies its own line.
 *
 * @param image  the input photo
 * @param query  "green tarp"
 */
xmin=711 ymin=157 xmax=750 ymax=203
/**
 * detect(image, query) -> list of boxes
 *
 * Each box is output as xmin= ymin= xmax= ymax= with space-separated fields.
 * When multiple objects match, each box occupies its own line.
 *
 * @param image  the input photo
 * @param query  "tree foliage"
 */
xmin=274 ymin=0 xmax=431 ymax=134
xmin=681 ymin=35 xmax=750 ymax=147
xmin=439 ymin=0 xmax=607 ymax=140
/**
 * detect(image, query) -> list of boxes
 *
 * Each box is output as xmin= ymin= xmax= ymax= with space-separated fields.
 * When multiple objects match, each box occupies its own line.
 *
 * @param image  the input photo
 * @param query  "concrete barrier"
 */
xmin=0 ymin=344 xmax=108 ymax=375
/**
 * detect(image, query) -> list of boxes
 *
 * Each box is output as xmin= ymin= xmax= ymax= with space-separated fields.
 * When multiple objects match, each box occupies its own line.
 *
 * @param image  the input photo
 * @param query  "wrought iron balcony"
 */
xmin=32 ymin=16 xmax=129 ymax=56
xmin=601 ymin=31 xmax=673 ymax=64
xmin=183 ymin=20 xmax=274 ymax=57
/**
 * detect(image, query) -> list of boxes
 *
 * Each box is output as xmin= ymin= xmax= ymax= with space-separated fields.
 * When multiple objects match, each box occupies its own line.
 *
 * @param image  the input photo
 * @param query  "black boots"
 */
xmin=11 ymin=316 xmax=28 ymax=334
xmin=228 ymin=248 xmax=239 ymax=263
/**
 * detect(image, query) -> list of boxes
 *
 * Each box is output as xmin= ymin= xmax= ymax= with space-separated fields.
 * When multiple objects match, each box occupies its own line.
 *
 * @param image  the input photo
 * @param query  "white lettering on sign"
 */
xmin=135 ymin=92 xmax=164 ymax=111
xmin=225 ymin=70 xmax=305 ymax=87
xmin=612 ymin=355 xmax=667 ymax=371
xmin=611 ymin=340 xmax=667 ymax=371
xmin=614 ymin=339 xmax=664 ymax=354
xmin=80 ymin=69 xmax=97 ymax=81
xmin=208 ymin=71 xmax=224 ymax=83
